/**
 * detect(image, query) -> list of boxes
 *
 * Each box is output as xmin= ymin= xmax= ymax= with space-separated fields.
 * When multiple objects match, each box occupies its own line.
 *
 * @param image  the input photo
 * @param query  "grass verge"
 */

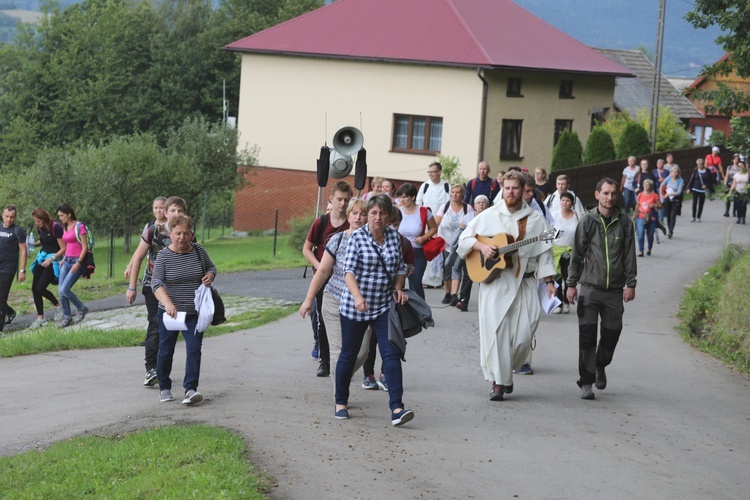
xmin=677 ymin=243 xmax=750 ymax=374
xmin=0 ymin=424 xmax=270 ymax=498
xmin=0 ymin=304 xmax=297 ymax=358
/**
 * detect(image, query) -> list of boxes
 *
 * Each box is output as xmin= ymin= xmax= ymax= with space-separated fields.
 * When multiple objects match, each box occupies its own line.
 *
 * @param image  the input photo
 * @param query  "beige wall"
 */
xmin=482 ymin=70 xmax=616 ymax=170
xmin=236 ymin=54 xmax=484 ymax=182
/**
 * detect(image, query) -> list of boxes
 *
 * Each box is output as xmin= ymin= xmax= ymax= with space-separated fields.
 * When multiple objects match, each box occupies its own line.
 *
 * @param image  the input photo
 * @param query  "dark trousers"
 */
xmin=663 ymin=197 xmax=680 ymax=235
xmin=157 ymin=310 xmax=203 ymax=393
xmin=143 ymin=286 xmax=160 ymax=371
xmin=338 ymin=312 xmax=404 ymax=411
xmin=692 ymin=191 xmax=706 ymax=219
xmin=362 ymin=331 xmax=381 ymax=377
xmin=0 ymin=272 xmax=15 ymax=332
xmin=408 ymin=247 xmax=426 ymax=299
xmin=32 ymin=264 xmax=59 ymax=316
xmin=622 ymin=188 xmax=636 ymax=214
xmin=736 ymin=199 xmax=748 ymax=221
xmin=309 ymin=288 xmax=330 ymax=362
xmin=555 ymin=253 xmax=571 ymax=304
xmin=457 ymin=261 xmax=473 ymax=305
xmin=577 ymin=285 xmax=624 ymax=386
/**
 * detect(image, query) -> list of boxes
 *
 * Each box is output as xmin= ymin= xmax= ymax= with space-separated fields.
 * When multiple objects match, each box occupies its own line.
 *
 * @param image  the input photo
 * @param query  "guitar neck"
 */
xmin=497 ymin=235 xmax=540 ymax=255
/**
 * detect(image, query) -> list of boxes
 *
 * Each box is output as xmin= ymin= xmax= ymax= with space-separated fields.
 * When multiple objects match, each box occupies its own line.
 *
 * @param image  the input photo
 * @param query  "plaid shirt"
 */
xmin=340 ymin=225 xmax=406 ymax=321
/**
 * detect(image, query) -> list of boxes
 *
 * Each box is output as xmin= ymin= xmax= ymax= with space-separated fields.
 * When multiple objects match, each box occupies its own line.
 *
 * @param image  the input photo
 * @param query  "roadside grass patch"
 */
xmin=0 ymin=303 xmax=297 ymax=358
xmin=677 ymin=244 xmax=750 ymax=374
xmin=0 ymin=424 xmax=269 ymax=498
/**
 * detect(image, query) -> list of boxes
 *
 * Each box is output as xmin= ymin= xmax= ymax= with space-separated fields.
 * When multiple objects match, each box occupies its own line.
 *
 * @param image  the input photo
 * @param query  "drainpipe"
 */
xmin=476 ymin=68 xmax=488 ymax=163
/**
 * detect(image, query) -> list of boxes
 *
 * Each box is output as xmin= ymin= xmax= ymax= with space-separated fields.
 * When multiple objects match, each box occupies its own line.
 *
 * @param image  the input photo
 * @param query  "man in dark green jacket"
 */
xmin=566 ymin=178 xmax=637 ymax=400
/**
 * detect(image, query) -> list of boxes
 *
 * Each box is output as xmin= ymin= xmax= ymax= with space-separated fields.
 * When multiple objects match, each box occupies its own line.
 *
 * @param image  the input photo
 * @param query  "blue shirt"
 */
xmin=340 ymin=225 xmax=405 ymax=321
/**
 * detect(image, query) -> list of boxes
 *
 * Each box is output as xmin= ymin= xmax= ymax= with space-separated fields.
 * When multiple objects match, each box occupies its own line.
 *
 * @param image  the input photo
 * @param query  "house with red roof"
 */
xmin=226 ymin=0 xmax=631 ymax=231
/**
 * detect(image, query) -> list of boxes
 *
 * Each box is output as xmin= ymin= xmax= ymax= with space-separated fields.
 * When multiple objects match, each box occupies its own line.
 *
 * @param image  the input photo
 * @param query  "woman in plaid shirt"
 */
xmin=335 ymin=195 xmax=414 ymax=426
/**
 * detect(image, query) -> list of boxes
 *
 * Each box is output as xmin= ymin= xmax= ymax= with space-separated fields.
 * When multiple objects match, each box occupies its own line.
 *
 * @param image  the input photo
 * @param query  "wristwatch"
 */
xmin=19 ymin=270 xmax=25 ymax=274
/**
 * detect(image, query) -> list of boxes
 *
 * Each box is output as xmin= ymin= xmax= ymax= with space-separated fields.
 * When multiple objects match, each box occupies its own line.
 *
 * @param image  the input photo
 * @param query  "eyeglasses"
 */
xmin=427 ymin=170 xmax=439 ymax=174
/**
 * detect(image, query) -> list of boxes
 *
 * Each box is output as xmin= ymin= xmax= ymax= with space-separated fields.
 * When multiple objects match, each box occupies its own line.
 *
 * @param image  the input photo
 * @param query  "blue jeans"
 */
xmin=408 ymin=247 xmax=426 ymax=299
xmin=157 ymin=310 xmax=203 ymax=393
xmin=635 ymin=218 xmax=656 ymax=253
xmin=622 ymin=189 xmax=636 ymax=214
xmin=58 ymin=257 xmax=85 ymax=318
xmin=337 ymin=312 xmax=404 ymax=411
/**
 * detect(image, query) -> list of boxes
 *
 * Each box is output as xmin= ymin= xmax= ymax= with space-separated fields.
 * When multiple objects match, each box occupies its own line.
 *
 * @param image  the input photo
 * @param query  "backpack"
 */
xmin=442 ymin=201 xmax=468 ymax=216
xmin=422 ymin=182 xmax=450 ymax=195
xmin=74 ymin=222 xmax=95 ymax=252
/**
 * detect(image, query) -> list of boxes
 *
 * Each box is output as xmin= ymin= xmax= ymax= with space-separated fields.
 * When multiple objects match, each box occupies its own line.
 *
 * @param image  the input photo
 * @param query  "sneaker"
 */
xmin=53 ymin=307 xmax=64 ymax=322
xmin=75 ymin=306 xmax=89 ymax=323
xmin=450 ymin=294 xmax=459 ymax=307
xmin=377 ymin=373 xmax=388 ymax=391
xmin=518 ymin=363 xmax=534 ymax=375
xmin=143 ymin=368 xmax=158 ymax=387
xmin=691 ymin=218 xmax=696 ymax=222
xmin=441 ymin=293 xmax=452 ymax=304
xmin=30 ymin=318 xmax=48 ymax=329
xmin=335 ymin=408 xmax=350 ymax=420
xmin=362 ymin=375 xmax=378 ymax=390
xmin=562 ymin=303 xmax=570 ymax=314
xmin=595 ymin=366 xmax=607 ymax=390
xmin=391 ymin=408 xmax=414 ymax=426
xmin=552 ymin=306 xmax=562 ymax=314
xmin=182 ymin=389 xmax=203 ymax=405
xmin=455 ymin=301 xmax=467 ymax=312
xmin=490 ymin=383 xmax=504 ymax=401
xmin=159 ymin=390 xmax=174 ymax=402
xmin=316 ymin=360 xmax=330 ymax=377
xmin=580 ymin=384 xmax=595 ymax=400
xmin=59 ymin=316 xmax=73 ymax=328
xmin=311 ymin=341 xmax=319 ymax=359
xmin=4 ymin=310 xmax=16 ymax=326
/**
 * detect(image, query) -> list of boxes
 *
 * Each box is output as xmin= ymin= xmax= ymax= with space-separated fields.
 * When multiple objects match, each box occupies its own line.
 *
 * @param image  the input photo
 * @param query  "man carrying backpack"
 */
xmin=302 ymin=181 xmax=353 ymax=377
xmin=416 ymin=162 xmax=450 ymax=213
xmin=566 ymin=178 xmax=637 ymax=401
xmin=0 ymin=205 xmax=27 ymax=331
xmin=464 ymin=161 xmax=500 ymax=208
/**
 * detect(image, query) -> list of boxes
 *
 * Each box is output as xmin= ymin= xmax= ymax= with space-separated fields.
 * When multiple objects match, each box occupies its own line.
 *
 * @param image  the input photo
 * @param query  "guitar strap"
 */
xmin=514 ymin=216 xmax=529 ymax=279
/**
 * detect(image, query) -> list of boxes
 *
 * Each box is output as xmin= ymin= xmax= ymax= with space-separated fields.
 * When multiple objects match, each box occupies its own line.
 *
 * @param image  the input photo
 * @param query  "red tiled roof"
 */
xmin=225 ymin=0 xmax=631 ymax=76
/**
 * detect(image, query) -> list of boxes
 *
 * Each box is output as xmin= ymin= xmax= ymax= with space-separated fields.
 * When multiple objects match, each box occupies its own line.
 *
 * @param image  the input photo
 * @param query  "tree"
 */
xmin=616 ymin=122 xmax=651 ymax=159
xmin=598 ymin=111 xmax=633 ymax=156
xmin=435 ymin=153 xmax=466 ymax=188
xmin=727 ymin=116 xmax=750 ymax=156
xmin=550 ymin=129 xmax=583 ymax=171
xmin=582 ymin=126 xmax=616 ymax=164
xmin=634 ymin=106 xmax=693 ymax=152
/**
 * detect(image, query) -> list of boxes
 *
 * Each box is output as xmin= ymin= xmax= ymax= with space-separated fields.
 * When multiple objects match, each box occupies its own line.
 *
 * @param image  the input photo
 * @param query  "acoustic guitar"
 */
xmin=465 ymin=228 xmax=559 ymax=284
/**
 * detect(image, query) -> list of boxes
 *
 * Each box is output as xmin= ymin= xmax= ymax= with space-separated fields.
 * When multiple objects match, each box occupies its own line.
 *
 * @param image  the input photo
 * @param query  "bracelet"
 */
xmin=128 ymin=287 xmax=137 ymax=292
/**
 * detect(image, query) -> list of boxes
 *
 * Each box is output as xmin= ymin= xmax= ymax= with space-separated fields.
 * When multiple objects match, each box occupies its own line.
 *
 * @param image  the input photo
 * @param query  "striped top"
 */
xmin=152 ymin=244 xmax=216 ymax=314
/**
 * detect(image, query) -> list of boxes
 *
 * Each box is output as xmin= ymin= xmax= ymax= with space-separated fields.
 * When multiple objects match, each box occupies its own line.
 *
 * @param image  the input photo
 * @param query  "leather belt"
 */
xmin=523 ymin=271 xmax=536 ymax=279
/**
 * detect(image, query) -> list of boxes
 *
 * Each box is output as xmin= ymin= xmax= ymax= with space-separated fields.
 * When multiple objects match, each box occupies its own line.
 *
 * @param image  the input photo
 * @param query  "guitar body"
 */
xmin=466 ymin=234 xmax=516 ymax=284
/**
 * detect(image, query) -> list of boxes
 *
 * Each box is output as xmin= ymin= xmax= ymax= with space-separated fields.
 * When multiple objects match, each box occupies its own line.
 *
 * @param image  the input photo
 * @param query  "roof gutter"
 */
xmin=476 ymin=67 xmax=488 ymax=163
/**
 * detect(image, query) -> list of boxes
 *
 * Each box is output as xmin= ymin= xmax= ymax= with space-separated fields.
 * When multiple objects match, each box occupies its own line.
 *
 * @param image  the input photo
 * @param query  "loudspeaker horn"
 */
xmin=332 ymin=126 xmax=364 ymax=156
xmin=329 ymin=149 xmax=353 ymax=178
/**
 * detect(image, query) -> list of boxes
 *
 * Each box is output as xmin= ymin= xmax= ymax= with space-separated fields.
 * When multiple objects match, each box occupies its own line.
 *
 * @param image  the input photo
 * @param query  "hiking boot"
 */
xmin=441 ymin=293 xmax=451 ymax=304
xmin=4 ymin=310 xmax=16 ymax=326
xmin=76 ymin=306 xmax=89 ymax=323
xmin=30 ymin=318 xmax=48 ymax=329
xmin=59 ymin=316 xmax=73 ymax=328
xmin=316 ymin=360 xmax=330 ymax=377
xmin=377 ymin=373 xmax=388 ymax=391
xmin=182 ymin=389 xmax=203 ymax=405
xmin=580 ymin=384 xmax=595 ymax=400
xmin=450 ymin=294 xmax=459 ymax=306
xmin=595 ymin=366 xmax=607 ymax=390
xmin=490 ymin=383 xmax=504 ymax=401
xmin=159 ymin=390 xmax=174 ymax=402
xmin=143 ymin=368 xmax=158 ymax=387
xmin=518 ymin=363 xmax=533 ymax=375
xmin=362 ymin=375 xmax=378 ymax=390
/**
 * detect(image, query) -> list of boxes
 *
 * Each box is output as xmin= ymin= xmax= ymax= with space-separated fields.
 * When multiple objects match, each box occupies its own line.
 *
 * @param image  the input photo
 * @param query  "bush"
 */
xmin=286 ymin=211 xmax=316 ymax=253
xmin=550 ymin=129 xmax=583 ymax=171
xmin=436 ymin=153 xmax=467 ymax=187
xmin=635 ymin=106 xmax=693 ymax=152
xmin=616 ymin=122 xmax=651 ymax=159
xmin=582 ymin=126 xmax=616 ymax=164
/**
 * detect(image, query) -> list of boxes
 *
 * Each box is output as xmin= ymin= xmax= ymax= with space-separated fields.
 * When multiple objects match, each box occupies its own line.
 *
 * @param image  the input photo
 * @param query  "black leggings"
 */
xmin=692 ymin=191 xmax=706 ymax=219
xmin=32 ymin=264 xmax=59 ymax=316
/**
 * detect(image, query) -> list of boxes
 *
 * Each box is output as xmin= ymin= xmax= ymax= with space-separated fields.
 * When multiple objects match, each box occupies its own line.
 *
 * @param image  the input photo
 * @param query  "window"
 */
xmin=559 ymin=80 xmax=574 ymax=99
xmin=554 ymin=119 xmax=573 ymax=146
xmin=500 ymin=120 xmax=523 ymax=159
xmin=392 ymin=114 xmax=442 ymax=154
xmin=507 ymin=78 xmax=523 ymax=97
xmin=691 ymin=125 xmax=713 ymax=146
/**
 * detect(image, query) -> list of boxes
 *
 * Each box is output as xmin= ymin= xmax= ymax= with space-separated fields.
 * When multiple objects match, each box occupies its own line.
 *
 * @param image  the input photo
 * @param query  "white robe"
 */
xmin=457 ymin=201 xmax=556 ymax=386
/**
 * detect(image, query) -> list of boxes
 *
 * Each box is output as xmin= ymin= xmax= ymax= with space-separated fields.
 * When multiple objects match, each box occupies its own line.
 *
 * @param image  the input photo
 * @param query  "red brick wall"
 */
xmin=234 ymin=167 xmax=419 ymax=232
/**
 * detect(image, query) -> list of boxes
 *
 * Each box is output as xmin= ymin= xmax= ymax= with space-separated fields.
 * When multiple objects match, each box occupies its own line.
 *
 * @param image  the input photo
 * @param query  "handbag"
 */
xmin=81 ymin=251 xmax=95 ymax=279
xmin=422 ymin=236 xmax=446 ymax=261
xmin=194 ymin=243 xmax=226 ymax=326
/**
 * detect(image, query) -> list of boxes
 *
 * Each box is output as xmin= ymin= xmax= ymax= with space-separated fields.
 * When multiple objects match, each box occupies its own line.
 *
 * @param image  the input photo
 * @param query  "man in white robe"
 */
xmin=457 ymin=172 xmax=557 ymax=401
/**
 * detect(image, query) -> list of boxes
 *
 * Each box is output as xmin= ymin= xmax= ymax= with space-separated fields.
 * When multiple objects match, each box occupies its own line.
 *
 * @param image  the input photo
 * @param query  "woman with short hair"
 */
xmin=435 ymin=184 xmax=473 ymax=305
xmin=396 ymin=182 xmax=437 ymax=299
xmin=662 ymin=166 xmax=684 ymax=238
xmin=634 ymin=179 xmax=662 ymax=257
xmin=152 ymin=214 xmax=216 ymax=405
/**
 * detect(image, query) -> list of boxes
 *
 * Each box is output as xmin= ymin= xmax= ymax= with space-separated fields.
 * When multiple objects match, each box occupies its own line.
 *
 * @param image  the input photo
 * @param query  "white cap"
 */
xmin=712 ymin=146 xmax=720 ymax=153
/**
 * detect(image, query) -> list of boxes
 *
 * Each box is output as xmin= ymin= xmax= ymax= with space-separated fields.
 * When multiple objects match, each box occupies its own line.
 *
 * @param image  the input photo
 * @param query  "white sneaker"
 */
xmin=53 ymin=307 xmax=64 ymax=322
xmin=553 ymin=306 xmax=562 ymax=314
xmin=562 ymin=303 xmax=570 ymax=314
xmin=182 ymin=390 xmax=203 ymax=405
xmin=30 ymin=318 xmax=49 ymax=329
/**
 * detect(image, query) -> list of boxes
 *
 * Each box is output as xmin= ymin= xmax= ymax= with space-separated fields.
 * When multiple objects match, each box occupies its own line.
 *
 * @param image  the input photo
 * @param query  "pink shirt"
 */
xmin=62 ymin=223 xmax=87 ymax=258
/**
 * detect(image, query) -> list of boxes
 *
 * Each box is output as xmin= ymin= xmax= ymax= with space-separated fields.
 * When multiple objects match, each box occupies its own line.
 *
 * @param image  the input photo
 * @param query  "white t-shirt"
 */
xmin=399 ymin=207 xmax=433 ymax=248
xmin=622 ymin=166 xmax=638 ymax=191
xmin=416 ymin=180 xmax=450 ymax=214
xmin=552 ymin=210 xmax=579 ymax=248
xmin=436 ymin=202 xmax=474 ymax=250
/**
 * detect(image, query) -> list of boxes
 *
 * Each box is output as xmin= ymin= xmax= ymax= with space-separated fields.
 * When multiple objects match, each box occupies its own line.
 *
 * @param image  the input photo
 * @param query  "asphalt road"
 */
xmin=2 ymin=201 xmax=749 ymax=499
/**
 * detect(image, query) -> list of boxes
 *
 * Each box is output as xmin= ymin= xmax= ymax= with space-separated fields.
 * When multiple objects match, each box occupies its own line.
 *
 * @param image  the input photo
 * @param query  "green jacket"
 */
xmin=566 ymin=207 xmax=637 ymax=290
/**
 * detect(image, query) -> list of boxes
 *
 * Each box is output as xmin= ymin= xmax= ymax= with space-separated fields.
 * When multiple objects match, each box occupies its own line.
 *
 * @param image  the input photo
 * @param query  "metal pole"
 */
xmin=273 ymin=209 xmax=279 ymax=257
xmin=109 ymin=227 xmax=115 ymax=278
xmin=201 ymin=191 xmax=207 ymax=243
xmin=649 ymin=0 xmax=667 ymax=153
